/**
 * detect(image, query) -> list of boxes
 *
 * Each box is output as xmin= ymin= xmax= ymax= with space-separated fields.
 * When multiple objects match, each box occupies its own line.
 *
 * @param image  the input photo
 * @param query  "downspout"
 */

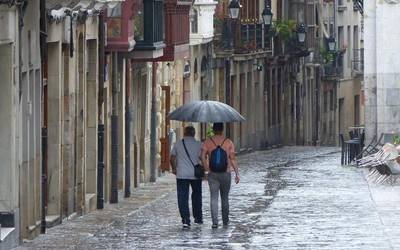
xmin=225 ymin=59 xmax=231 ymax=138
xmin=17 ymin=0 xmax=27 ymax=101
xmin=97 ymin=11 xmax=105 ymax=209
xmin=110 ymin=52 xmax=119 ymax=203
xmin=150 ymin=62 xmax=158 ymax=182
xmin=124 ymin=59 xmax=131 ymax=197
xmin=39 ymin=0 xmax=47 ymax=232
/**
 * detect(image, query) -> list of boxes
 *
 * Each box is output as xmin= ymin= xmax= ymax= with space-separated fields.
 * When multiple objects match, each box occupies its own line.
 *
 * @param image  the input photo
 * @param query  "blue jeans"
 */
xmin=176 ymin=179 xmax=203 ymax=225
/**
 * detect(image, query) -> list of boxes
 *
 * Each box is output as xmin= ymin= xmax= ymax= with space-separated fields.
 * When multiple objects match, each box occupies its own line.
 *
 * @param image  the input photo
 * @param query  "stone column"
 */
xmin=47 ymin=41 xmax=62 ymax=216
xmin=363 ymin=0 xmax=377 ymax=142
xmin=85 ymin=39 xmax=98 ymax=211
xmin=375 ymin=1 xmax=400 ymax=139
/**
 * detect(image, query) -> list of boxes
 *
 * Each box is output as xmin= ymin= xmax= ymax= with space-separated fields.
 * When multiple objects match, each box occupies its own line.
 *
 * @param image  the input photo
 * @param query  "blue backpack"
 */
xmin=209 ymin=138 xmax=228 ymax=173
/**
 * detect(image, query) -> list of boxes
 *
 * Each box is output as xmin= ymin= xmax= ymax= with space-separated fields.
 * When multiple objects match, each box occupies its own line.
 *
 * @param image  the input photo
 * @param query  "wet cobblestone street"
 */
xmin=17 ymin=147 xmax=400 ymax=250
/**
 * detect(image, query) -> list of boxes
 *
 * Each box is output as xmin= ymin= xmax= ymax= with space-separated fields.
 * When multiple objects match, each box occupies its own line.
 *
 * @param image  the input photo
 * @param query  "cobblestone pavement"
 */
xmin=16 ymin=147 xmax=400 ymax=250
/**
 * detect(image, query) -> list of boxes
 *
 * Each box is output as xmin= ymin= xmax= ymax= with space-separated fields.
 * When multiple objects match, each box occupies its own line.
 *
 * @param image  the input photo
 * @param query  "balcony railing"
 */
xmin=213 ymin=19 xmax=272 ymax=55
xmin=352 ymin=48 xmax=364 ymax=75
xmin=235 ymin=23 xmax=272 ymax=54
xmin=323 ymin=64 xmax=338 ymax=78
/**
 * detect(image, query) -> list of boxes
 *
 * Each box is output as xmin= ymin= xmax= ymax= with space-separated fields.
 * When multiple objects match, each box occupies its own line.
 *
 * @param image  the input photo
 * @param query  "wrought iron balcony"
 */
xmin=213 ymin=18 xmax=272 ymax=56
xmin=235 ymin=23 xmax=272 ymax=54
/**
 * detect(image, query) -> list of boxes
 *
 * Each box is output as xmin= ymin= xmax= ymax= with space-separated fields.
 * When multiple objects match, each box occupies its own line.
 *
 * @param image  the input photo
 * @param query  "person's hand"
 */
xmin=172 ymin=168 xmax=177 ymax=175
xmin=235 ymin=174 xmax=240 ymax=184
xmin=203 ymin=171 xmax=209 ymax=181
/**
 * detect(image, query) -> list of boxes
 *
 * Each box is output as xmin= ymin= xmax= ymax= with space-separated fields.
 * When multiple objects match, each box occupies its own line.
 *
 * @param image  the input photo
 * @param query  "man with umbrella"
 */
xmin=201 ymin=123 xmax=240 ymax=228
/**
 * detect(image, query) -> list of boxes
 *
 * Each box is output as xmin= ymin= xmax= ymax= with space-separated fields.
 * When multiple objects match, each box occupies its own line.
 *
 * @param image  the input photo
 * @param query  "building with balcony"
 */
xmin=211 ymin=0 xmax=273 ymax=150
xmin=184 ymin=0 xmax=217 ymax=139
xmin=317 ymin=0 xmax=363 ymax=145
xmin=262 ymin=0 xmax=320 ymax=147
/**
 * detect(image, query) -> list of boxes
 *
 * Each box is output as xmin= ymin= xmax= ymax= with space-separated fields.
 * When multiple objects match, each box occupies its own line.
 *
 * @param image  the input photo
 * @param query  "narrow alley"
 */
xmin=16 ymin=147 xmax=400 ymax=250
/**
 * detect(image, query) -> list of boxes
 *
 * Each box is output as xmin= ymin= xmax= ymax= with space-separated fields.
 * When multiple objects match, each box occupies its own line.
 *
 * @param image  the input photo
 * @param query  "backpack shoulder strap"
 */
xmin=210 ymin=137 xmax=218 ymax=147
xmin=220 ymin=138 xmax=228 ymax=147
xmin=182 ymin=139 xmax=195 ymax=167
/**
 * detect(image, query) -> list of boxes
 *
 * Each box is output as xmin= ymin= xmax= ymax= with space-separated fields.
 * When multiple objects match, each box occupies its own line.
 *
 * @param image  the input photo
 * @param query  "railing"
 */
xmin=352 ymin=48 xmax=364 ymax=74
xmin=213 ymin=19 xmax=272 ymax=55
xmin=213 ymin=18 xmax=233 ymax=52
xmin=323 ymin=64 xmax=338 ymax=78
xmin=235 ymin=22 xmax=272 ymax=54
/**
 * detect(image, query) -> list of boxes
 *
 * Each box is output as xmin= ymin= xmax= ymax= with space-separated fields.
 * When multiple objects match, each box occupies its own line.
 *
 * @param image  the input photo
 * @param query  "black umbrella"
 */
xmin=168 ymin=100 xmax=245 ymax=123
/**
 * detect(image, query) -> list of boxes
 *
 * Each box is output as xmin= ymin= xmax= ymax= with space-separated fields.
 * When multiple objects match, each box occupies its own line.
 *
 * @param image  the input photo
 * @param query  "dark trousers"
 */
xmin=176 ymin=179 xmax=202 ymax=225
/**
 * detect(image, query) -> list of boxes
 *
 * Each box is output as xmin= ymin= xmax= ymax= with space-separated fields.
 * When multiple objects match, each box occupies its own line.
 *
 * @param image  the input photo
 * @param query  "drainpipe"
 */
xmin=39 ymin=0 xmax=47 ymax=233
xmin=225 ymin=59 xmax=231 ymax=138
xmin=150 ymin=62 xmax=158 ymax=182
xmin=110 ymin=52 xmax=119 ymax=203
xmin=124 ymin=60 xmax=131 ymax=197
xmin=97 ymin=11 xmax=105 ymax=209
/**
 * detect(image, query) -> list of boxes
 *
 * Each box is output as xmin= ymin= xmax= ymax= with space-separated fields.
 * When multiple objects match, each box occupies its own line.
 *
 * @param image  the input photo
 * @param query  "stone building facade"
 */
xmin=364 ymin=0 xmax=400 ymax=143
xmin=0 ymin=0 xmax=42 ymax=248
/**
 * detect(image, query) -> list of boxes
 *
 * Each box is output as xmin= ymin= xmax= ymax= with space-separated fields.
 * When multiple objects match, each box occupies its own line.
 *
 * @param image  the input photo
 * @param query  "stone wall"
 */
xmin=364 ymin=0 xmax=400 ymax=142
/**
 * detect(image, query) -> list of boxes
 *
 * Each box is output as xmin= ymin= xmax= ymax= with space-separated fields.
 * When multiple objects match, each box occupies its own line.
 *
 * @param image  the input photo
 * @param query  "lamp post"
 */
xmin=262 ymin=5 xmax=273 ymax=26
xmin=297 ymin=23 xmax=306 ymax=44
xmin=327 ymin=36 xmax=336 ymax=52
xmin=225 ymin=0 xmax=240 ymax=138
xmin=261 ymin=5 xmax=273 ymax=49
xmin=228 ymin=0 xmax=240 ymax=19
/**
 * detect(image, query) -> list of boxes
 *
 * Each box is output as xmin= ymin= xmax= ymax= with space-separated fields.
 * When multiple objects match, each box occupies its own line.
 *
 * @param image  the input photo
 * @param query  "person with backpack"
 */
xmin=170 ymin=126 xmax=203 ymax=229
xmin=201 ymin=123 xmax=240 ymax=228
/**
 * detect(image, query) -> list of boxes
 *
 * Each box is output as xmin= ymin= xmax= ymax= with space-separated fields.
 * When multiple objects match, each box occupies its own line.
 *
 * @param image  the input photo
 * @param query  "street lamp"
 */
xmin=228 ymin=0 xmax=240 ymax=19
xmin=327 ymin=36 xmax=336 ymax=52
xmin=262 ymin=5 xmax=273 ymax=26
xmin=297 ymin=23 xmax=306 ymax=43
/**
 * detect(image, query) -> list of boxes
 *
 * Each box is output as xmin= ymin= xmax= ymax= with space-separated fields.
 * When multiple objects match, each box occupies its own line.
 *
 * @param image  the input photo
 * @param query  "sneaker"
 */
xmin=223 ymin=221 xmax=229 ymax=227
xmin=194 ymin=219 xmax=203 ymax=224
xmin=211 ymin=224 xmax=218 ymax=229
xmin=182 ymin=224 xmax=190 ymax=229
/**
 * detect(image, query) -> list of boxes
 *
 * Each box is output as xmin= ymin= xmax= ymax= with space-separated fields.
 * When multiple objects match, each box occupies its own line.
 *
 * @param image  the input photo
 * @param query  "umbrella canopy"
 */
xmin=168 ymin=100 xmax=245 ymax=122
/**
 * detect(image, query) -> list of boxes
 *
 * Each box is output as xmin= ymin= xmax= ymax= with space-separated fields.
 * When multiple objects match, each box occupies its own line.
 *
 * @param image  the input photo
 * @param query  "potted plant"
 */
xmin=273 ymin=19 xmax=297 ymax=42
xmin=393 ymin=135 xmax=400 ymax=145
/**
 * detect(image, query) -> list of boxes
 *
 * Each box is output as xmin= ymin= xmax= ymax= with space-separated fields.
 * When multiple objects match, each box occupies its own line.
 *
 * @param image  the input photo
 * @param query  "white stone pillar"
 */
xmin=375 ymin=1 xmax=400 ymax=140
xmin=47 ymin=41 xmax=62 ymax=216
xmin=363 ymin=0 xmax=377 ymax=142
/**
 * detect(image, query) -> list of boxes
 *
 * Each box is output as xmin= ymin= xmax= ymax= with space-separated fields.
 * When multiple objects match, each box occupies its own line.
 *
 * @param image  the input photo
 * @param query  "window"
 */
xmin=338 ymin=26 xmax=344 ymax=49
xmin=347 ymin=25 xmax=351 ymax=68
xmin=190 ymin=9 xmax=198 ymax=34
xmin=134 ymin=2 xmax=144 ymax=41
